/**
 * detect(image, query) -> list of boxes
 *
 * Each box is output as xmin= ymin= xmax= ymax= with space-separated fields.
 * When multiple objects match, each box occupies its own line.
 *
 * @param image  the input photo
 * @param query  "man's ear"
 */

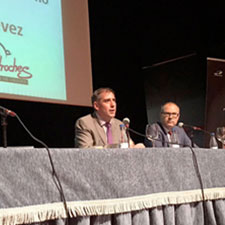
xmin=93 ymin=101 xmax=99 ymax=111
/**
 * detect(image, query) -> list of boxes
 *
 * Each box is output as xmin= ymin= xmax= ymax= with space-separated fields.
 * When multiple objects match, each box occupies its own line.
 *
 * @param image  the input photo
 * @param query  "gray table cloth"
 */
xmin=0 ymin=147 xmax=225 ymax=225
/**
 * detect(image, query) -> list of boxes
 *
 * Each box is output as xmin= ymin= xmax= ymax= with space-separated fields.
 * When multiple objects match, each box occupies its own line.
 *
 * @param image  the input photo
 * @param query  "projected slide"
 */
xmin=0 ymin=0 xmax=66 ymax=100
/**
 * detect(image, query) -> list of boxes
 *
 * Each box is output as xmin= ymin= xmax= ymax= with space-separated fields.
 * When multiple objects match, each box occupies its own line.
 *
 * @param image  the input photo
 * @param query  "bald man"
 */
xmin=144 ymin=102 xmax=192 ymax=148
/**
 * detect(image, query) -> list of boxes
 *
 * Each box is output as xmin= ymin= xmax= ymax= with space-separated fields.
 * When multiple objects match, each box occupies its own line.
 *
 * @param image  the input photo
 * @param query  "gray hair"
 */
xmin=160 ymin=102 xmax=180 ymax=113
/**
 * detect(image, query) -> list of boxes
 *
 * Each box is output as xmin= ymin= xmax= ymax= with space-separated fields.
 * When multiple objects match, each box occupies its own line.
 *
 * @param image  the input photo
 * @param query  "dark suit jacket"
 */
xmin=144 ymin=122 xmax=192 ymax=147
xmin=75 ymin=113 xmax=123 ymax=148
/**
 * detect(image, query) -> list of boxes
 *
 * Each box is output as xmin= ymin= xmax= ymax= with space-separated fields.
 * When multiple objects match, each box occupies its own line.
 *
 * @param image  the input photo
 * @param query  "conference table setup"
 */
xmin=1 ymin=1 xmax=225 ymax=225
xmin=0 ymin=146 xmax=225 ymax=225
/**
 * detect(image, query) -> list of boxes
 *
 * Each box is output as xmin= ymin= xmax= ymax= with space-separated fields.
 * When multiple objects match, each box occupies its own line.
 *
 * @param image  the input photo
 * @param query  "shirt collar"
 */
xmin=162 ymin=125 xmax=172 ymax=134
xmin=95 ymin=112 xmax=111 ymax=127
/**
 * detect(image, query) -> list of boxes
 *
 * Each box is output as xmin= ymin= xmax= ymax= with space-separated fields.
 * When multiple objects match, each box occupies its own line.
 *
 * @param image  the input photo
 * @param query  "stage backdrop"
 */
xmin=143 ymin=55 xmax=206 ymax=147
xmin=205 ymin=57 xmax=225 ymax=147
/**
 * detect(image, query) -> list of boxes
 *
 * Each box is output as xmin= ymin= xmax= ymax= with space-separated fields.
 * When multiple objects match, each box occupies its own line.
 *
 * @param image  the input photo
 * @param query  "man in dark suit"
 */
xmin=75 ymin=87 xmax=144 ymax=148
xmin=144 ymin=102 xmax=192 ymax=148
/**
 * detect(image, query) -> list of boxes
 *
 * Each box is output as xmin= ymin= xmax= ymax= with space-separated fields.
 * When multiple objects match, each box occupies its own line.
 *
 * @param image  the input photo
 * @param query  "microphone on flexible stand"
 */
xmin=178 ymin=122 xmax=210 ymax=147
xmin=0 ymin=105 xmax=70 ymax=220
xmin=123 ymin=117 xmax=131 ymax=147
xmin=178 ymin=122 xmax=210 ymax=134
xmin=0 ymin=106 xmax=16 ymax=117
xmin=127 ymin=121 xmax=205 ymax=205
xmin=0 ymin=106 xmax=17 ymax=148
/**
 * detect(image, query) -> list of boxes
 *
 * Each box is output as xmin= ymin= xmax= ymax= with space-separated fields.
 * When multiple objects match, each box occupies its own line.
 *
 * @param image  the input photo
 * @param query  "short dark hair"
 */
xmin=91 ymin=87 xmax=115 ymax=105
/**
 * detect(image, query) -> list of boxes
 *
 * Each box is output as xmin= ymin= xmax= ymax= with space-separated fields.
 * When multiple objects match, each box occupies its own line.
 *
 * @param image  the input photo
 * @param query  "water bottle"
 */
xmin=209 ymin=132 xmax=218 ymax=149
xmin=119 ymin=124 xmax=129 ymax=148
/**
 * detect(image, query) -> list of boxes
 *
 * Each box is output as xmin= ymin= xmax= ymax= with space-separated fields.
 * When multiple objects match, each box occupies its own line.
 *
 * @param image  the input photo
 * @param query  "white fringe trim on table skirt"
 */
xmin=1 ymin=187 xmax=225 ymax=225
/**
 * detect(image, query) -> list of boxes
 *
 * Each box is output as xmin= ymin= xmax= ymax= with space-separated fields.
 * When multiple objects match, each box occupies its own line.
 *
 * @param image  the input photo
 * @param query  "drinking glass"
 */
xmin=145 ymin=124 xmax=159 ymax=147
xmin=216 ymin=127 xmax=225 ymax=148
xmin=170 ymin=130 xmax=180 ymax=148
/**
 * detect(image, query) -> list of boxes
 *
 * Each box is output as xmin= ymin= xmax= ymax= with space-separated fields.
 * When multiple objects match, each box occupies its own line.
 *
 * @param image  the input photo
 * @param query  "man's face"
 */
xmin=93 ymin=91 xmax=116 ymax=122
xmin=160 ymin=103 xmax=180 ymax=130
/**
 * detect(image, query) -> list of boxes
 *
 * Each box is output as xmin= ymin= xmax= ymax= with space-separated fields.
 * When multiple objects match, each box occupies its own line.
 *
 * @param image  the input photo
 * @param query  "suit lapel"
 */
xmin=92 ymin=113 xmax=107 ymax=145
xmin=157 ymin=122 xmax=170 ymax=147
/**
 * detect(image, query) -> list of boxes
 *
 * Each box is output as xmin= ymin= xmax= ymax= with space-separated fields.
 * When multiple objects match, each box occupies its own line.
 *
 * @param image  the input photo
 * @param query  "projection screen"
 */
xmin=0 ymin=0 xmax=93 ymax=107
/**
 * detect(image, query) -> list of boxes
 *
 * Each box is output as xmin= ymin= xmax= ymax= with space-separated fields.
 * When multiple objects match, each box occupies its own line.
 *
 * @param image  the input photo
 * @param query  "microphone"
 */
xmin=178 ymin=122 xmax=203 ymax=132
xmin=0 ymin=106 xmax=16 ymax=117
xmin=178 ymin=122 xmax=211 ymax=136
xmin=122 ymin=117 xmax=131 ymax=146
xmin=123 ymin=117 xmax=130 ymax=128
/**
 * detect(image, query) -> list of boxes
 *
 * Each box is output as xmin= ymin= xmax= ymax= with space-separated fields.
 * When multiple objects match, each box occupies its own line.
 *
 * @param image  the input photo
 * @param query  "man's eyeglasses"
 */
xmin=161 ymin=112 xmax=179 ymax=118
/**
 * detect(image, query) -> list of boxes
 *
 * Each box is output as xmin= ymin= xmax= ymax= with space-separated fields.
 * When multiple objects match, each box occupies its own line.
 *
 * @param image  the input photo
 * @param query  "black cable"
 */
xmin=14 ymin=113 xmax=70 ymax=224
xmin=128 ymin=127 xmax=208 ymax=224
xmin=128 ymin=127 xmax=184 ymax=146
xmin=187 ymin=146 xmax=208 ymax=225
